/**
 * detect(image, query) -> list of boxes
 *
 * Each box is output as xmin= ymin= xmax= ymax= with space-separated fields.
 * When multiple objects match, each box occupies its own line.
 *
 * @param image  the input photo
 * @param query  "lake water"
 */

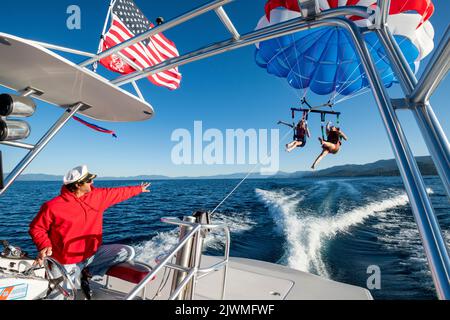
xmin=0 ymin=176 xmax=448 ymax=300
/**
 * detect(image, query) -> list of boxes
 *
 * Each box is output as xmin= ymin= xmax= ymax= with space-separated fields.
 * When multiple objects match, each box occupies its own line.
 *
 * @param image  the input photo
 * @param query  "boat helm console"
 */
xmin=1 ymin=240 xmax=28 ymax=260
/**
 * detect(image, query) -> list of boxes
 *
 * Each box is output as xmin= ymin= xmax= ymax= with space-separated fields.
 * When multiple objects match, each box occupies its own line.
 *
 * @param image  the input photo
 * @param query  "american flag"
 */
xmin=99 ymin=0 xmax=182 ymax=90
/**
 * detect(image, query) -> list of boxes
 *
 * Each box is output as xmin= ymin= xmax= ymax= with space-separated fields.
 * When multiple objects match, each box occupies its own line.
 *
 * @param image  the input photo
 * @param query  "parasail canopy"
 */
xmin=255 ymin=0 xmax=435 ymax=97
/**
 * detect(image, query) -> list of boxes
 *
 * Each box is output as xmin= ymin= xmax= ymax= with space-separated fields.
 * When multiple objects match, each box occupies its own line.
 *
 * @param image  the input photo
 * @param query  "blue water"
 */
xmin=0 ymin=176 xmax=448 ymax=300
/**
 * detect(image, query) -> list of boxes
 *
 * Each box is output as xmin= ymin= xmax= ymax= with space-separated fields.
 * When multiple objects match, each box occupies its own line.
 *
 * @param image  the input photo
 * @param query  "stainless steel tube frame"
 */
xmin=376 ymin=28 xmax=450 ymax=199
xmin=413 ymin=103 xmax=450 ymax=197
xmin=411 ymin=26 xmax=450 ymax=104
xmin=125 ymin=224 xmax=202 ymax=300
xmin=0 ymin=104 xmax=83 ymax=196
xmin=171 ymin=216 xmax=197 ymax=300
xmin=215 ymin=6 xmax=240 ymax=40
xmin=360 ymin=27 xmax=450 ymax=300
xmin=196 ymin=224 xmax=230 ymax=300
xmin=79 ymin=0 xmax=234 ymax=68
xmin=186 ymin=230 xmax=205 ymax=299
xmin=163 ymin=217 xmax=231 ymax=300
xmin=111 ymin=6 xmax=370 ymax=86
xmin=29 ymin=40 xmax=97 ymax=58
xmin=0 ymin=141 xmax=35 ymax=150
xmin=377 ymin=0 xmax=391 ymax=28
xmin=169 ymin=269 xmax=197 ymax=300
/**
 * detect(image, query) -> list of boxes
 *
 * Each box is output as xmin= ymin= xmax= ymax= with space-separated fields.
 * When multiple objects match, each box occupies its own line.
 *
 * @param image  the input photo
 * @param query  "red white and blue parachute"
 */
xmin=255 ymin=0 xmax=435 ymax=96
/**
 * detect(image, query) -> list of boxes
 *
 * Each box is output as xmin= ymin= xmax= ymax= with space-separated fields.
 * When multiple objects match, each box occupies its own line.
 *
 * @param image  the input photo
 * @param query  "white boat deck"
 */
xmin=92 ymin=255 xmax=373 ymax=300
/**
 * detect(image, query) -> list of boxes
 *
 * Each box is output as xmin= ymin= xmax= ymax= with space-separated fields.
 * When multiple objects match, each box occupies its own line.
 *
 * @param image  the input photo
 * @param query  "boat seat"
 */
xmin=106 ymin=261 xmax=155 ymax=285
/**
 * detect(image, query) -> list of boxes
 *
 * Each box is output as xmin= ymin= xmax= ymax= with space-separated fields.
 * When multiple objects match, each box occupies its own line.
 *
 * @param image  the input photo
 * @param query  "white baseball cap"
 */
xmin=63 ymin=165 xmax=97 ymax=185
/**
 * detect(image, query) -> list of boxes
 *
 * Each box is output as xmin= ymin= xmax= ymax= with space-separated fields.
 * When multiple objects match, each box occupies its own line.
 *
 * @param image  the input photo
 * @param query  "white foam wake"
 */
xmin=256 ymin=188 xmax=410 ymax=278
xmin=337 ymin=181 xmax=361 ymax=196
xmin=134 ymin=230 xmax=179 ymax=265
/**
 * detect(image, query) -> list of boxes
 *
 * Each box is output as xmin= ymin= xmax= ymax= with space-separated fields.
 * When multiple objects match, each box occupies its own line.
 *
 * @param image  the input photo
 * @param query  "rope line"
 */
xmin=334 ymin=35 xmax=410 ymax=100
xmin=210 ymin=128 xmax=294 ymax=216
xmin=333 ymin=67 xmax=399 ymax=105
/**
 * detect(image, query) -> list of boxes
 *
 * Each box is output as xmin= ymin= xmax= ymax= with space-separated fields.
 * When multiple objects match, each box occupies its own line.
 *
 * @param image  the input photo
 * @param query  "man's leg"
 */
xmin=84 ymin=244 xmax=135 ymax=277
xmin=79 ymin=244 xmax=134 ymax=300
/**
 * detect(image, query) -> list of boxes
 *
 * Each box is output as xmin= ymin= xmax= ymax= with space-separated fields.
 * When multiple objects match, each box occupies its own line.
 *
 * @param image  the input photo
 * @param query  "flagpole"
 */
xmin=94 ymin=0 xmax=117 ymax=72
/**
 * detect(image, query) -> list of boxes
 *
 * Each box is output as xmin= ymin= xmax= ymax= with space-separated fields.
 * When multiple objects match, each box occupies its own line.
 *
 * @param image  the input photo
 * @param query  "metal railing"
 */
xmin=79 ymin=0 xmax=234 ymax=68
xmin=109 ymin=6 xmax=370 ymax=86
xmin=374 ymin=0 xmax=450 ymax=299
xmin=125 ymin=216 xmax=230 ymax=300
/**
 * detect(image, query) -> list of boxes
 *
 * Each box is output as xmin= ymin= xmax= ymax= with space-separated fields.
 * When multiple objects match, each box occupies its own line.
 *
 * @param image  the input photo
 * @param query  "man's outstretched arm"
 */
xmin=97 ymin=183 xmax=151 ymax=210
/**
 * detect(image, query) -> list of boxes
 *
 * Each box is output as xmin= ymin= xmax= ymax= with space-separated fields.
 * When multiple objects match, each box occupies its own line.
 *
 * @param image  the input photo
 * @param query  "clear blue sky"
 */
xmin=0 ymin=0 xmax=448 ymax=178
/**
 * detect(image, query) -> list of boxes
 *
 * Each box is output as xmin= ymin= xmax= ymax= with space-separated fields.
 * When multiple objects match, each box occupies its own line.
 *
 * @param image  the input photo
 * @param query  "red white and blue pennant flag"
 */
xmin=73 ymin=116 xmax=118 ymax=138
xmin=99 ymin=0 xmax=182 ymax=90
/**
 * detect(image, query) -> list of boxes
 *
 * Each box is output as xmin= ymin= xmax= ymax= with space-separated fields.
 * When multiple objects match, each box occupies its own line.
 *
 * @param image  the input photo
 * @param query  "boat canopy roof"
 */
xmin=0 ymin=32 xmax=154 ymax=122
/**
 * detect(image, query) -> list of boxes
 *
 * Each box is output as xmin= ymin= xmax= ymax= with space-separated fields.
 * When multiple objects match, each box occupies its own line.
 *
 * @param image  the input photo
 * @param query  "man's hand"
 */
xmin=141 ymin=182 xmax=151 ymax=193
xmin=34 ymin=247 xmax=52 ymax=266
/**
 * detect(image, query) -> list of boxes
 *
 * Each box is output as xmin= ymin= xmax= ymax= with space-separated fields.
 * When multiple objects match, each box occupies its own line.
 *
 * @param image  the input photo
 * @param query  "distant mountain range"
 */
xmin=299 ymin=156 xmax=437 ymax=178
xmin=8 ymin=156 xmax=437 ymax=181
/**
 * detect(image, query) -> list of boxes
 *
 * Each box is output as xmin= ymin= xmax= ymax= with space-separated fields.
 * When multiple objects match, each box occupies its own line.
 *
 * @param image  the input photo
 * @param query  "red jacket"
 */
xmin=29 ymin=185 xmax=143 ymax=265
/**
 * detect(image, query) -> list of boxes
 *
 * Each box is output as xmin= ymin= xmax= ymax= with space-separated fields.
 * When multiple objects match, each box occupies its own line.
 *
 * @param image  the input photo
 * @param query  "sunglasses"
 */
xmin=79 ymin=178 xmax=93 ymax=184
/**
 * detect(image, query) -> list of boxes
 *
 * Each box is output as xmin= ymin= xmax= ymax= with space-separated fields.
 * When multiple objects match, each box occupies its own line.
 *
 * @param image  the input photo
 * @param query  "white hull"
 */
xmin=92 ymin=256 xmax=372 ymax=300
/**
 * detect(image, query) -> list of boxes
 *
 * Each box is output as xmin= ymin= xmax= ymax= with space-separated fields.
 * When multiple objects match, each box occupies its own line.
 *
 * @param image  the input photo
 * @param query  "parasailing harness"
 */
xmin=278 ymin=98 xmax=343 ymax=142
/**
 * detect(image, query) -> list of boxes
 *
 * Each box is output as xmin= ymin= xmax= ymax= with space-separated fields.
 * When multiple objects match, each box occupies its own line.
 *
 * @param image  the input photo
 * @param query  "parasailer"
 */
xmin=256 ymin=0 xmax=435 ymax=169
xmin=278 ymin=111 xmax=311 ymax=152
xmin=311 ymin=121 xmax=348 ymax=170
xmin=285 ymin=102 xmax=346 ymax=168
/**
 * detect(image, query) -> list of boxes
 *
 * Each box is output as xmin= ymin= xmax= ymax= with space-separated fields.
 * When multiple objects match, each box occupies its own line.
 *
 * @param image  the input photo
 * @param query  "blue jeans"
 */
xmin=75 ymin=244 xmax=135 ymax=277
xmin=47 ymin=244 xmax=135 ymax=300
xmin=48 ymin=244 xmax=135 ymax=299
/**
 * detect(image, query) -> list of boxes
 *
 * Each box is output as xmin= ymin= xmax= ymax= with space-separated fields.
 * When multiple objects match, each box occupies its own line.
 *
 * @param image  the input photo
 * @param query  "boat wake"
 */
xmin=255 ymin=187 xmax=411 ymax=278
xmin=373 ymin=188 xmax=450 ymax=284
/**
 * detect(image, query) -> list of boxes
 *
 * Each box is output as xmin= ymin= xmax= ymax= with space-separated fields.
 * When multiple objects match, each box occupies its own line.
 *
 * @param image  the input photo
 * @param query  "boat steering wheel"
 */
xmin=43 ymin=257 xmax=77 ymax=300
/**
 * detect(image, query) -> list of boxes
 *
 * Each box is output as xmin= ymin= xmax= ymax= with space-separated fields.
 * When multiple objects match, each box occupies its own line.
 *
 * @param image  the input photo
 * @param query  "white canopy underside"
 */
xmin=0 ymin=32 xmax=154 ymax=122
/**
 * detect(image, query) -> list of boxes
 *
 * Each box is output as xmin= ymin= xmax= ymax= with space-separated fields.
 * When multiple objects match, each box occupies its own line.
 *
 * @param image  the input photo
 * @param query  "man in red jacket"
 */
xmin=29 ymin=165 xmax=151 ymax=299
